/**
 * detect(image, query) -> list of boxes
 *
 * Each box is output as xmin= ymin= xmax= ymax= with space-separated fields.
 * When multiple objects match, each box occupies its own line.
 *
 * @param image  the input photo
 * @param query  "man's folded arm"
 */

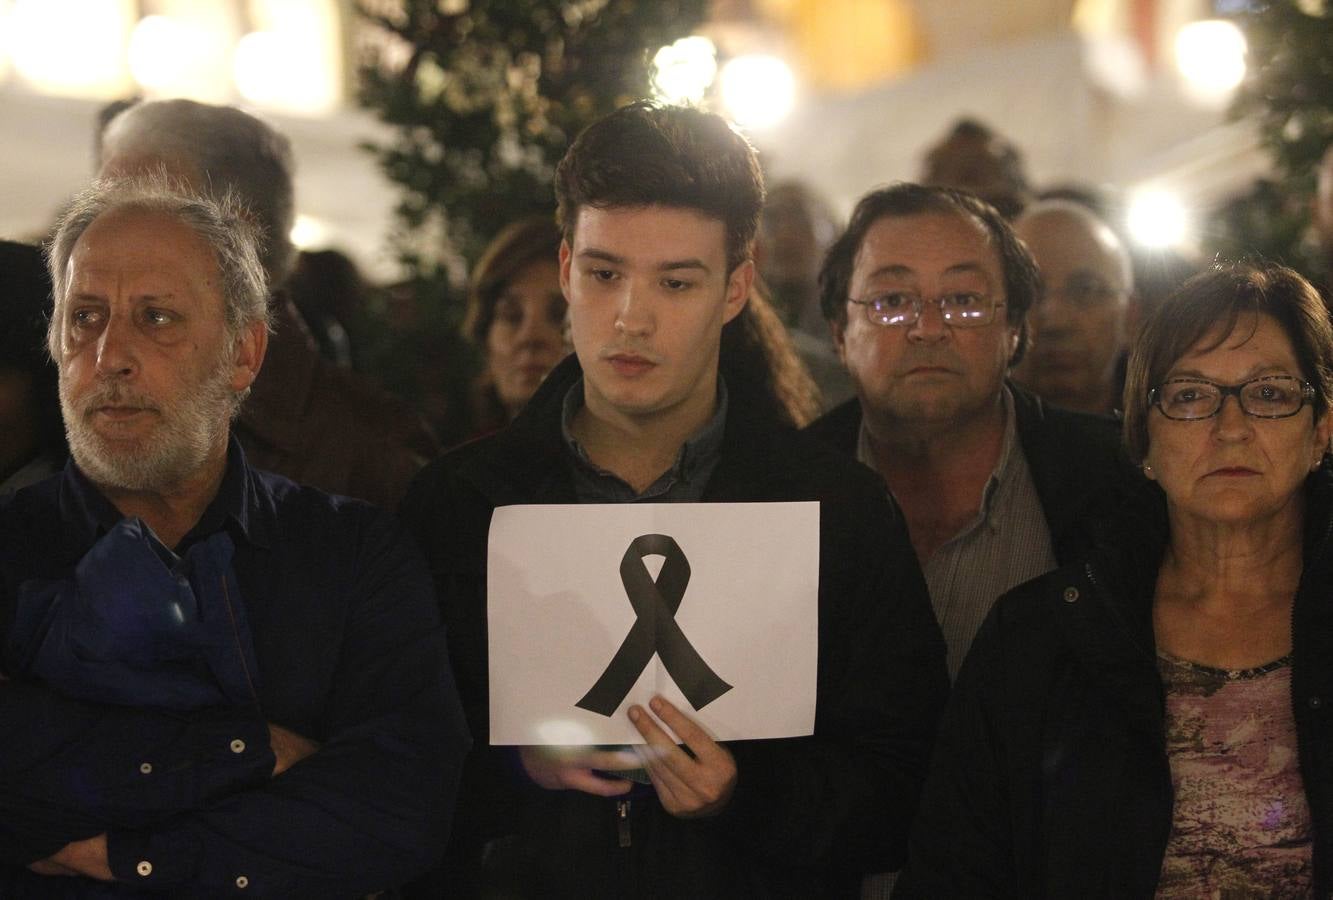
xmin=101 ymin=512 xmax=471 ymax=898
xmin=0 ymin=679 xmax=274 ymax=865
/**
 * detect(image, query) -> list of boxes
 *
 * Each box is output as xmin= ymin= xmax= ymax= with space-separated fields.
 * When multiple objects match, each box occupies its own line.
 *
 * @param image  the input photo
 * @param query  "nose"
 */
xmin=1213 ymin=393 xmax=1252 ymax=441
xmin=906 ymin=299 xmax=948 ymax=344
xmin=93 ymin=313 xmax=139 ymax=380
xmin=515 ymin=309 xmax=562 ymax=350
xmin=614 ymin=282 xmax=653 ymax=338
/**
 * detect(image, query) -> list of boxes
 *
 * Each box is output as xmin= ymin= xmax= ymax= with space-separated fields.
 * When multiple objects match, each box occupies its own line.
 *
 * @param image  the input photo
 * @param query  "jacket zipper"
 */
xmin=617 ymin=799 xmax=632 ymax=848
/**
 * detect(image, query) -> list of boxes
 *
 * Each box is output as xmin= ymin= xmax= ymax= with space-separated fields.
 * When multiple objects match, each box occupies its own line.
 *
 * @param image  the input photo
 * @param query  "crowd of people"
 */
xmin=3 ymin=91 xmax=1333 ymax=900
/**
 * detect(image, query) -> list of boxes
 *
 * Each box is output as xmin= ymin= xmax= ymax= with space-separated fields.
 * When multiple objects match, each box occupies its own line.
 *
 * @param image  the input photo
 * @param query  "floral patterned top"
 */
xmin=1156 ymin=651 xmax=1312 ymax=899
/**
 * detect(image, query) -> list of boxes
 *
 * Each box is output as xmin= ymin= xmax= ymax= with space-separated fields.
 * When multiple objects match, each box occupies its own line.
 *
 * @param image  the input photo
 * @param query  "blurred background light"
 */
xmin=10 ymin=0 xmax=133 ymax=98
xmin=128 ymin=7 xmax=235 ymax=101
xmin=652 ymin=35 xmax=717 ymax=105
xmin=290 ymin=213 xmax=332 ymax=250
xmin=719 ymin=53 xmax=795 ymax=130
xmin=1174 ymin=19 xmax=1247 ymax=105
xmin=1127 ymin=189 xmax=1190 ymax=249
xmin=234 ymin=0 xmax=342 ymax=114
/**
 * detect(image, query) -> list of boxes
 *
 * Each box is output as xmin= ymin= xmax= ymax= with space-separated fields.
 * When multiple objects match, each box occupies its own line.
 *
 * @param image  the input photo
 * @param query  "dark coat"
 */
xmin=895 ymin=472 xmax=1333 ymax=898
xmin=400 ymin=355 xmax=949 ymax=898
xmin=803 ymin=385 xmax=1136 ymax=565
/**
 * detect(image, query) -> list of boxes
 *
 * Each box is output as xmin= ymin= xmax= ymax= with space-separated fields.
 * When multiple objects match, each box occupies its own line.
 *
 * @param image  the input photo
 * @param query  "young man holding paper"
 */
xmin=400 ymin=101 xmax=947 ymax=898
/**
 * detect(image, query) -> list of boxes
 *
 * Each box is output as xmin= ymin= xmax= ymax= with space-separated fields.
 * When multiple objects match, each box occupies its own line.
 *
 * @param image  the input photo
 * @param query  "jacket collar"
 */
xmin=456 ymin=353 xmax=795 ymax=505
xmin=57 ymin=435 xmax=275 ymax=551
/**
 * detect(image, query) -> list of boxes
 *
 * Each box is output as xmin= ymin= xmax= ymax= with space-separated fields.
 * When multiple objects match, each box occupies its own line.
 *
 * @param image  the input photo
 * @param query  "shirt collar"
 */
xmin=57 ymin=435 xmax=272 ymax=550
xmin=559 ymin=376 xmax=730 ymax=490
xmin=856 ymin=384 xmax=1021 ymax=531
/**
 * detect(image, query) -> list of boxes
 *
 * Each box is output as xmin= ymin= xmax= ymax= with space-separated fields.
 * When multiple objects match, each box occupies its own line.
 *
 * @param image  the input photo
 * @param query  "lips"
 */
xmin=604 ymin=351 xmax=658 ymax=377
xmin=1206 ymin=466 xmax=1260 ymax=477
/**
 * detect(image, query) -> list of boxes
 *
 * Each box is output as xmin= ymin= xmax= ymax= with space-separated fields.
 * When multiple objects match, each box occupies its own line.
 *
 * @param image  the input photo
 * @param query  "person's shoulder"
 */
xmin=1011 ymin=384 xmax=1121 ymax=453
xmin=754 ymin=419 xmax=887 ymax=503
xmin=801 ymin=398 xmax=862 ymax=455
xmin=250 ymin=464 xmax=389 ymax=535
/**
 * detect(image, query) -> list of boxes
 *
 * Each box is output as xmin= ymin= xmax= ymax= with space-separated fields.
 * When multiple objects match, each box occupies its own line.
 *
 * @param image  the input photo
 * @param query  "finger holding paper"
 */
xmin=629 ymin=695 xmax=737 ymax=818
xmin=519 ymin=745 xmax=640 ymax=796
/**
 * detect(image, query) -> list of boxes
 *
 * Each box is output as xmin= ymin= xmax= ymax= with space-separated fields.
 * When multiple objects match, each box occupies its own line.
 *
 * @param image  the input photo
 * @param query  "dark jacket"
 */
xmin=237 ymin=298 xmax=438 ymax=509
xmin=803 ymin=385 xmax=1134 ymax=565
xmin=0 ymin=441 xmax=471 ymax=898
xmin=400 ymin=355 xmax=949 ymax=898
xmin=895 ymin=472 xmax=1333 ymax=897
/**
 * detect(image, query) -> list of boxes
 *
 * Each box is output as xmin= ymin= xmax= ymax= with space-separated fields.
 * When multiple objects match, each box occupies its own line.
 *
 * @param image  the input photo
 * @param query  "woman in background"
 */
xmin=463 ymin=217 xmax=568 ymax=436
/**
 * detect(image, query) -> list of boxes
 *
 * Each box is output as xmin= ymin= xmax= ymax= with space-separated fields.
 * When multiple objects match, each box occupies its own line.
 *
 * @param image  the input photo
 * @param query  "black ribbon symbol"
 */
xmin=576 ymin=534 xmax=732 ymax=717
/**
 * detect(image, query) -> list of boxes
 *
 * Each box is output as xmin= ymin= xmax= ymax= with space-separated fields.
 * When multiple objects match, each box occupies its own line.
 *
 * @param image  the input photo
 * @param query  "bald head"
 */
xmin=1012 ymin=200 xmax=1133 ymax=414
xmin=98 ymin=99 xmax=297 ymax=286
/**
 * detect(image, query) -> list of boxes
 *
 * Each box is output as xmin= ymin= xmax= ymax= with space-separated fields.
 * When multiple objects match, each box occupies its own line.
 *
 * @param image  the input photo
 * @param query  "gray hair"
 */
xmin=99 ymin=99 xmax=297 ymax=285
xmin=47 ymin=173 xmax=271 ymax=360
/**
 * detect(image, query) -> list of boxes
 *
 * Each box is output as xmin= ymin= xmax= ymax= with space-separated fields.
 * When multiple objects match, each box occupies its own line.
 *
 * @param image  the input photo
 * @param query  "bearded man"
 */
xmin=0 ymin=176 xmax=469 ymax=898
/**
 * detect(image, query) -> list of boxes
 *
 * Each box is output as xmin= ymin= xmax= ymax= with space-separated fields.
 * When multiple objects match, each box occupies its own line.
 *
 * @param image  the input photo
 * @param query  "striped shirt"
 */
xmin=858 ymin=388 xmax=1057 ymax=679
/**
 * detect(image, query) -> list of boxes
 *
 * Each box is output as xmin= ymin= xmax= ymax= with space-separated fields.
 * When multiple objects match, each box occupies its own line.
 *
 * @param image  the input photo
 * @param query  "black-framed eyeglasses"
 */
xmin=1148 ymin=375 xmax=1316 ymax=420
xmin=847 ymin=292 xmax=1005 ymax=328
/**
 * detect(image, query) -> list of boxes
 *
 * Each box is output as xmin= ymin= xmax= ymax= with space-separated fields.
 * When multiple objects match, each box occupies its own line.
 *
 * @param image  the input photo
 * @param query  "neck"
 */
xmin=1160 ymin=496 xmax=1306 ymax=609
xmin=94 ymin=446 xmax=229 ymax=549
xmin=864 ymin=393 xmax=1007 ymax=562
xmin=572 ymin=377 xmax=718 ymax=494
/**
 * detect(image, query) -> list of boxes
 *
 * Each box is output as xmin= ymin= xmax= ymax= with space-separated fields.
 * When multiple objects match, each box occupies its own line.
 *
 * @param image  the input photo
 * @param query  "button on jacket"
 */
xmin=0 ymin=440 xmax=470 ymax=898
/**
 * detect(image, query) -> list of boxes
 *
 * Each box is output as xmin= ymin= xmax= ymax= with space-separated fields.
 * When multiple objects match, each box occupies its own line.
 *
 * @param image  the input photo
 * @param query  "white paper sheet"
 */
xmin=486 ymin=502 xmax=820 ymax=745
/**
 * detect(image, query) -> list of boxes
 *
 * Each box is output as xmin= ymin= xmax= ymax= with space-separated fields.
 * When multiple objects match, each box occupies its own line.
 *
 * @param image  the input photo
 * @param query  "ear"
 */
xmin=830 ymin=316 xmax=849 ymax=364
xmin=1006 ymin=322 xmax=1022 ymax=364
xmin=721 ymin=259 xmax=754 ymax=326
xmin=558 ymin=239 xmax=573 ymax=302
xmin=1314 ymin=408 xmax=1333 ymax=470
xmin=228 ymin=320 xmax=268 ymax=394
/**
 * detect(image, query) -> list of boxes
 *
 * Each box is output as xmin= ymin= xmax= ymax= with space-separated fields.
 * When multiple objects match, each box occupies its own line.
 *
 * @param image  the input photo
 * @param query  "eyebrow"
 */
xmin=865 ymin=262 xmax=992 ymax=280
xmin=1166 ymin=363 xmax=1293 ymax=381
xmin=577 ymin=248 xmax=712 ymax=275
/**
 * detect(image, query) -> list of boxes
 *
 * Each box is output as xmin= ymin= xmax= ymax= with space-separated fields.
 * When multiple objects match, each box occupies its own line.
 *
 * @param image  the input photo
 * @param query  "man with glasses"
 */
xmin=808 ymin=183 xmax=1135 ymax=683
xmin=1012 ymin=199 xmax=1136 ymax=415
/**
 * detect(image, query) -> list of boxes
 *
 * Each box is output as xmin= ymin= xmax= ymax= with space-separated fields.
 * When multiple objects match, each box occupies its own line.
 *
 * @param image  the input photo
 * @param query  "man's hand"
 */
xmin=629 ymin=696 xmax=737 ymax=818
xmin=518 ymin=745 xmax=640 ymax=797
xmin=269 ymin=723 xmax=320 ymax=776
xmin=28 ymin=834 xmax=113 ymax=881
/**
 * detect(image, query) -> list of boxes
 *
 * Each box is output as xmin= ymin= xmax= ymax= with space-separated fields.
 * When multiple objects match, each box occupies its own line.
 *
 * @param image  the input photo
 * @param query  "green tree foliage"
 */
xmin=353 ymin=0 xmax=707 ymax=441
xmin=1218 ymin=2 xmax=1333 ymax=273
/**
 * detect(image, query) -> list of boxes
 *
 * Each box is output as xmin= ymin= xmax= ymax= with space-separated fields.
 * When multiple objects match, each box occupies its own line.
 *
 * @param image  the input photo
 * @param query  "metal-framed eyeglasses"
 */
xmin=847 ymin=292 xmax=1006 ymax=328
xmin=1148 ymin=375 xmax=1317 ymax=421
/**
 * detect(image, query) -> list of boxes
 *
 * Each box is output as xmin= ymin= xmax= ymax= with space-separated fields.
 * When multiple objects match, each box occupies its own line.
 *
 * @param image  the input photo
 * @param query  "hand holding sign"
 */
xmin=518 ymin=745 xmax=640 ymax=797
xmin=630 ymin=695 xmax=737 ymax=818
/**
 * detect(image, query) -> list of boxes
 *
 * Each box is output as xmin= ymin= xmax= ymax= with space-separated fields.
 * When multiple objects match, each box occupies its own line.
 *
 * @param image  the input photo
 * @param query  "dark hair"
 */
xmin=0 ymin=241 xmax=66 ymax=462
xmin=554 ymin=100 xmax=764 ymax=275
xmin=817 ymin=183 xmax=1041 ymax=365
xmin=464 ymin=216 xmax=563 ymax=344
xmin=1122 ymin=261 xmax=1333 ymax=465
xmin=922 ymin=118 xmax=1031 ymax=219
xmin=721 ymin=286 xmax=822 ymax=429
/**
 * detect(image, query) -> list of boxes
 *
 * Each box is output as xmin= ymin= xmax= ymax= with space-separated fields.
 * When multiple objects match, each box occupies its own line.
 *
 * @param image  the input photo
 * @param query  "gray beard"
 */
xmin=60 ymin=351 xmax=238 ymax=494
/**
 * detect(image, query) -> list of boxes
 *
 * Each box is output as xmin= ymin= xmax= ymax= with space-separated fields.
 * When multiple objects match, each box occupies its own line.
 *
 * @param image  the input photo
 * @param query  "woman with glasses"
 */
xmin=896 ymin=261 xmax=1333 ymax=898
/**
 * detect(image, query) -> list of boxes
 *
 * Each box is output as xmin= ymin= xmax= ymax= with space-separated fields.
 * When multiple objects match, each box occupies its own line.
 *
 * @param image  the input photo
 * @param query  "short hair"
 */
xmin=554 ymin=101 xmax=765 ymax=275
xmin=100 ymin=99 xmax=297 ymax=285
xmin=464 ymin=216 xmax=563 ymax=345
xmin=817 ymin=183 xmax=1041 ymax=366
xmin=1122 ymin=261 xmax=1333 ymax=465
xmin=47 ymin=173 xmax=271 ymax=360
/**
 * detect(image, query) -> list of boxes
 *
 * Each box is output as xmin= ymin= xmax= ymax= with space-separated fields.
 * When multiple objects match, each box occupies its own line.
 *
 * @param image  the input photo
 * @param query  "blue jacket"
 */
xmin=0 ymin=440 xmax=470 ymax=898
